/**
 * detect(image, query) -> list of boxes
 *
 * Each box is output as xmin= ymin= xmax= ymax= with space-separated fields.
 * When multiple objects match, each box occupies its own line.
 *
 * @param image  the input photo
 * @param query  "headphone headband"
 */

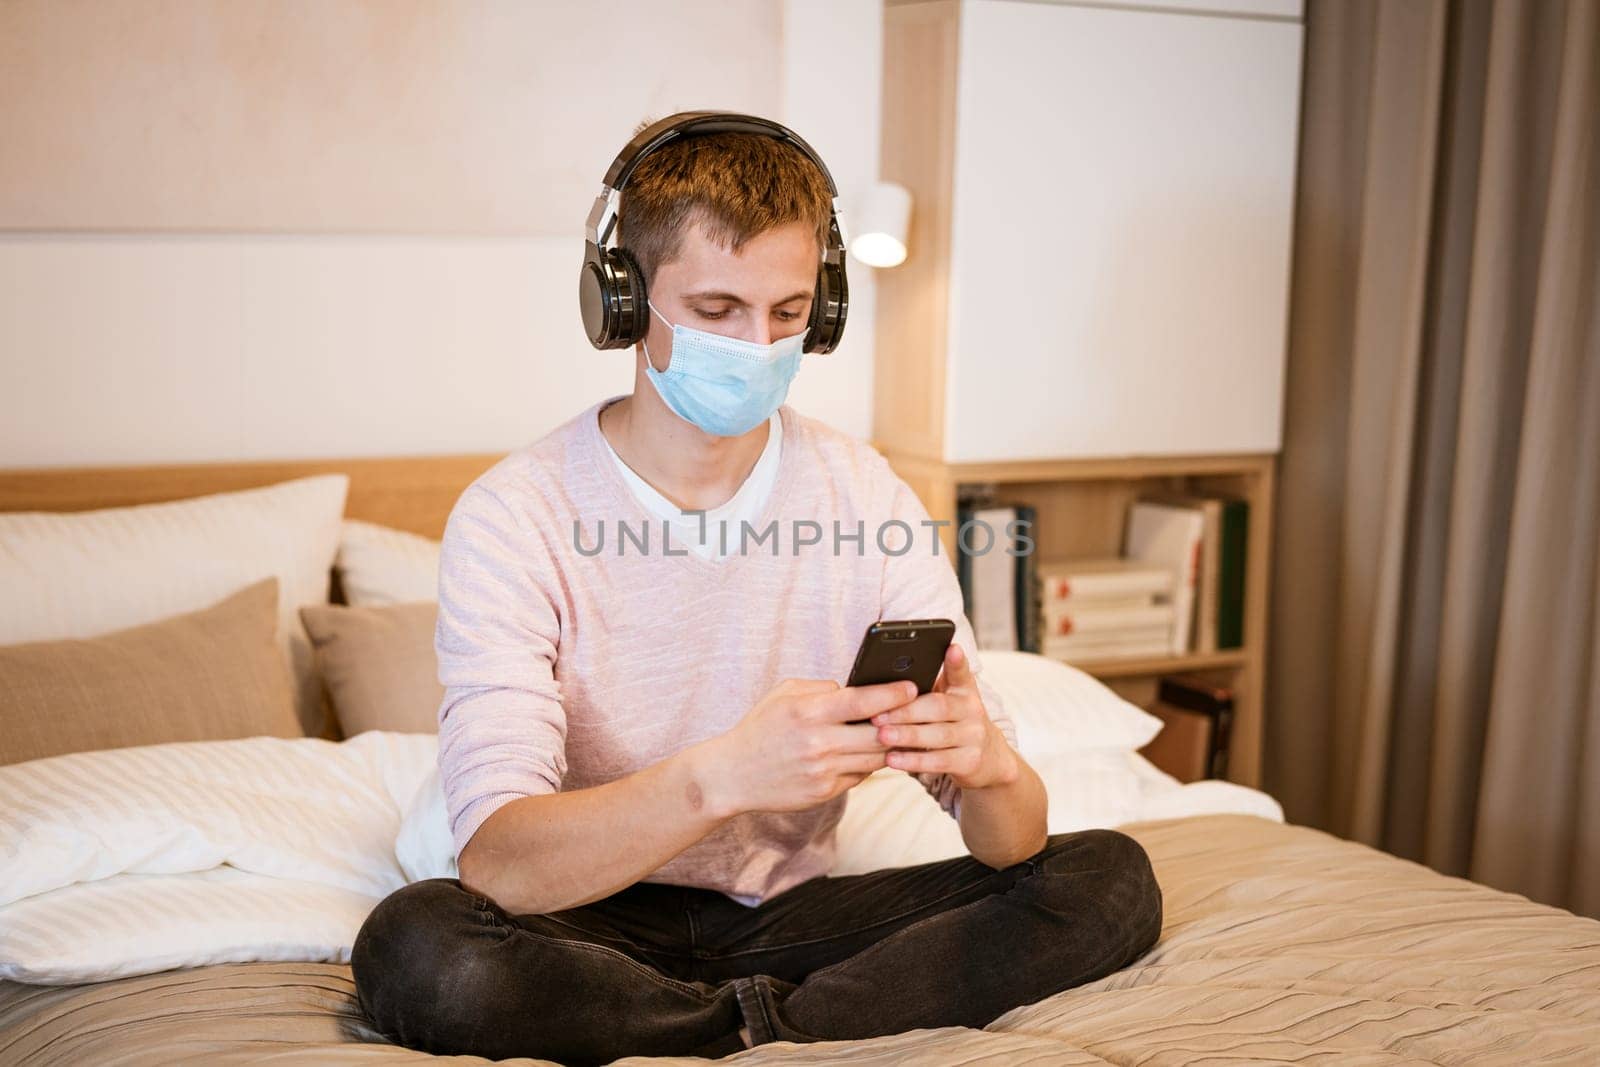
xmin=604 ymin=112 xmax=841 ymax=198
xmin=579 ymin=110 xmax=849 ymax=355
xmin=585 ymin=111 xmax=845 ymax=250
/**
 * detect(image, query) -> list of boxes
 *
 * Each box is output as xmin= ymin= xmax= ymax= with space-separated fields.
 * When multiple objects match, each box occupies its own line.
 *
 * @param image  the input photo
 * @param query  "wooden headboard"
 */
xmin=0 ymin=452 xmax=506 ymax=540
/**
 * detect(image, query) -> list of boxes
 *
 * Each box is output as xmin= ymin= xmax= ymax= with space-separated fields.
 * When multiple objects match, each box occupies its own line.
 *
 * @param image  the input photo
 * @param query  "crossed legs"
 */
xmin=352 ymin=829 xmax=1163 ymax=1065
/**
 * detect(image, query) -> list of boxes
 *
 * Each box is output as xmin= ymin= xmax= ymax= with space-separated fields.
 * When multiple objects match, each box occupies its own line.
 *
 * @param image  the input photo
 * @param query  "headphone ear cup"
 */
xmin=804 ymin=260 xmax=849 ymax=354
xmin=608 ymin=246 xmax=648 ymax=346
xmin=579 ymin=243 xmax=649 ymax=349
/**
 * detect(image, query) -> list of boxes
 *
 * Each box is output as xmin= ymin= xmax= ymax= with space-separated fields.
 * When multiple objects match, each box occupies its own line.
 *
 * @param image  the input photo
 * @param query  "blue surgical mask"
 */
xmin=642 ymin=301 xmax=807 ymax=437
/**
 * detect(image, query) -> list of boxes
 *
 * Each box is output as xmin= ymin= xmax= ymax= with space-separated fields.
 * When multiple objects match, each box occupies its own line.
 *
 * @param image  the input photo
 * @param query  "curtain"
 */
xmin=1266 ymin=0 xmax=1600 ymax=916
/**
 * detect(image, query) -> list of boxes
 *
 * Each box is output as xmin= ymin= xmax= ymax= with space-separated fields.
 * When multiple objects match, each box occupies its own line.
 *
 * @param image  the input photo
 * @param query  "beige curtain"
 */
xmin=1266 ymin=0 xmax=1600 ymax=916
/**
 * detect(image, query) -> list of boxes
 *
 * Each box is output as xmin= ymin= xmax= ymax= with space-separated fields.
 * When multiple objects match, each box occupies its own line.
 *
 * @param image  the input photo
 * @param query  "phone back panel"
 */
xmin=846 ymin=619 xmax=955 ymax=694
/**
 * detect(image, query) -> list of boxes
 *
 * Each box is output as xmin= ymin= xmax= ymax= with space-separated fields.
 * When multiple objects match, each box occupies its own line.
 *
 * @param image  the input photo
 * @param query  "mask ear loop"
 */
xmin=642 ymin=301 xmax=676 ymax=372
xmin=642 ymin=337 xmax=666 ymax=374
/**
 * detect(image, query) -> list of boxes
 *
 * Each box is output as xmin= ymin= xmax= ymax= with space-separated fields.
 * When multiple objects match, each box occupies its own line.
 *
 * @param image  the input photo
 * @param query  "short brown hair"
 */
xmin=618 ymin=120 xmax=834 ymax=289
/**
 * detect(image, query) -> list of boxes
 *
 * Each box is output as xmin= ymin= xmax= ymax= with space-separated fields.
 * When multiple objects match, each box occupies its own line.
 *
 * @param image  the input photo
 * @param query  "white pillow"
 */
xmin=0 ymin=731 xmax=436 ymax=908
xmin=830 ymin=750 xmax=1151 ymax=874
xmin=0 ymin=474 xmax=348 ymax=735
xmin=977 ymin=650 xmax=1163 ymax=756
xmin=0 ymin=731 xmax=438 ymax=984
xmin=396 ymin=766 xmax=457 ymax=883
xmin=0 ymin=869 xmax=378 ymax=984
xmin=336 ymin=519 xmax=441 ymax=606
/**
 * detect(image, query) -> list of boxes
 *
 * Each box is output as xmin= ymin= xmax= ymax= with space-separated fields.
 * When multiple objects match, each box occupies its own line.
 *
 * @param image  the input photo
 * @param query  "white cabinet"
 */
xmin=875 ymin=0 xmax=1304 ymax=463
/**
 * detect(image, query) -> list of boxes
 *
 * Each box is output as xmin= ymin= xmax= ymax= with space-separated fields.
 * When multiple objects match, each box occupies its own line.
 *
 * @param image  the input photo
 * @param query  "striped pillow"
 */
xmin=0 ymin=730 xmax=436 ymax=984
xmin=0 ymin=868 xmax=377 ymax=984
xmin=0 ymin=731 xmax=435 ymax=908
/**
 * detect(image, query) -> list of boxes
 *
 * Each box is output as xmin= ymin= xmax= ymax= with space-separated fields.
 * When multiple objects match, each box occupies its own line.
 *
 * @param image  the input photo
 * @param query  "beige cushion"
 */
xmin=0 ymin=578 xmax=301 ymax=765
xmin=299 ymin=601 xmax=442 ymax=736
xmin=336 ymin=520 xmax=441 ymax=607
xmin=0 ymin=474 xmax=348 ymax=737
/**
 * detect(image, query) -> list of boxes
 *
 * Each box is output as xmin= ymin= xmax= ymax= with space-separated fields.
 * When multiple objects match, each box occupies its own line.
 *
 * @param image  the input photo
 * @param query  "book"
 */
xmin=1014 ymin=504 xmax=1041 ymax=653
xmin=1036 ymin=557 xmax=1175 ymax=603
xmin=1044 ymin=627 xmax=1171 ymax=649
xmin=1039 ymin=602 xmax=1176 ymax=636
xmin=960 ymin=504 xmax=1020 ymax=651
xmin=1137 ymin=491 xmax=1249 ymax=652
xmin=1042 ymin=633 xmax=1173 ymax=661
xmin=1041 ymin=592 xmax=1154 ymax=612
xmin=1153 ymin=672 xmax=1235 ymax=779
xmin=956 ymin=501 xmax=975 ymax=633
xmin=956 ymin=501 xmax=1041 ymax=653
xmin=1139 ymin=704 xmax=1217 ymax=782
xmin=1044 ymin=619 xmax=1172 ymax=641
xmin=1123 ymin=501 xmax=1206 ymax=655
xmin=1216 ymin=498 xmax=1248 ymax=649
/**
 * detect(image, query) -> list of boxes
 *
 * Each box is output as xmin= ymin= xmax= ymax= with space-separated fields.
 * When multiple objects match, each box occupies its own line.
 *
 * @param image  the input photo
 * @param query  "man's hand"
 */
xmin=868 ymin=644 xmax=1019 ymax=791
xmin=702 ymin=677 xmax=919 ymax=818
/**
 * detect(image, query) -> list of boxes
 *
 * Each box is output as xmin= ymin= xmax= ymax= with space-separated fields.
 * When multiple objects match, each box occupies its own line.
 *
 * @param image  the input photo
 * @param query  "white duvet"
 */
xmin=0 ymin=732 xmax=1280 ymax=985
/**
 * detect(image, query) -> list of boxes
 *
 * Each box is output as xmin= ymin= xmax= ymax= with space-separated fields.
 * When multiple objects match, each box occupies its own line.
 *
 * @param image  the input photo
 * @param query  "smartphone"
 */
xmin=844 ymin=619 xmax=956 ymax=723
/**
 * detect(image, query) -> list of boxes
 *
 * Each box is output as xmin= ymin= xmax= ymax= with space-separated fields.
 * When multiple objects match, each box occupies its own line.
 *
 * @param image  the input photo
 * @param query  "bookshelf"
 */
xmin=878 ymin=449 xmax=1276 ymax=789
xmin=872 ymin=1 xmax=1297 ymax=790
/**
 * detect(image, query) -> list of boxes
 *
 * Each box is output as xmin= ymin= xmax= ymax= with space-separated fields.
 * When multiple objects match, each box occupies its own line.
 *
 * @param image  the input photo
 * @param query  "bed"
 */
xmin=2 ymin=456 xmax=1598 ymax=1066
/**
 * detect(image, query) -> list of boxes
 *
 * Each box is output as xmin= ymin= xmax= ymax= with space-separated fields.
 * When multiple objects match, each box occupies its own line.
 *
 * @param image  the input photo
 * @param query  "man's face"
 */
xmin=643 ymin=219 xmax=818 ymax=371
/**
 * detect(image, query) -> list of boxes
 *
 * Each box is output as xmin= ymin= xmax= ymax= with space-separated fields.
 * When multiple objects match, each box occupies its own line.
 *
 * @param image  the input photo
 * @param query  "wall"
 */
xmin=0 ymin=0 xmax=883 ymax=468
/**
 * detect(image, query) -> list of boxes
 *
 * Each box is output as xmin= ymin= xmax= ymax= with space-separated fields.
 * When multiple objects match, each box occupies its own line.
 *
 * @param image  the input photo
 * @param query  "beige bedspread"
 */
xmin=4 ymin=814 xmax=1598 ymax=1066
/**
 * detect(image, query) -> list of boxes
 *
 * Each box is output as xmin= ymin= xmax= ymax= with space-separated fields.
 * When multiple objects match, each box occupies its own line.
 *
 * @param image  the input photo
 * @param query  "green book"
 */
xmin=1217 ymin=498 xmax=1249 ymax=649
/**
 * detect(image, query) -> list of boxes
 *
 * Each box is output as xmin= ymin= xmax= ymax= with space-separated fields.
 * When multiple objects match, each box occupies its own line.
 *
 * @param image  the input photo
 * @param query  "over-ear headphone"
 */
xmin=578 ymin=111 xmax=849 ymax=354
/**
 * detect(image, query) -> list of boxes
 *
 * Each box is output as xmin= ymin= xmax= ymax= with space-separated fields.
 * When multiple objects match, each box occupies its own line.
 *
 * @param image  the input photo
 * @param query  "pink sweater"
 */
xmin=435 ymin=398 xmax=1016 ymax=906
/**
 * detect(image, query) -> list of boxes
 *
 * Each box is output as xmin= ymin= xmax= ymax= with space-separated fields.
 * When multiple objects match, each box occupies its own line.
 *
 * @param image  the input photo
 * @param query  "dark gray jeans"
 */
xmin=351 ymin=828 xmax=1162 ymax=1065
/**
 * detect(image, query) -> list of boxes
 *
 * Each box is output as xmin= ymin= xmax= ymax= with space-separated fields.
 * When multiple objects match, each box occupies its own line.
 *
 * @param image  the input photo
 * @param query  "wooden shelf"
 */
xmin=891 ymin=450 xmax=1275 ymax=485
xmin=1062 ymin=649 xmax=1249 ymax=680
xmin=876 ymin=447 xmax=1276 ymax=790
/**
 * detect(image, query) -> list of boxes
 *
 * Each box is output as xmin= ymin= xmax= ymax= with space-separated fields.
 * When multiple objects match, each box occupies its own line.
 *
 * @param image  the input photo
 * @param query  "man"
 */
xmin=351 ymin=113 xmax=1162 ymax=1065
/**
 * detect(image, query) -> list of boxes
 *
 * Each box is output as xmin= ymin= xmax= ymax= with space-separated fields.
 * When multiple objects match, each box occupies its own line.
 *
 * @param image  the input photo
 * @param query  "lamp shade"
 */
xmin=848 ymin=181 xmax=912 ymax=268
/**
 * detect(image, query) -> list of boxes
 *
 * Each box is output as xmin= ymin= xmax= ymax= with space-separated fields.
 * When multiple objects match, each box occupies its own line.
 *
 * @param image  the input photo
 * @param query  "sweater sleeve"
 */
xmin=434 ymin=481 xmax=567 ymax=857
xmin=875 ymin=472 xmax=1020 ymax=823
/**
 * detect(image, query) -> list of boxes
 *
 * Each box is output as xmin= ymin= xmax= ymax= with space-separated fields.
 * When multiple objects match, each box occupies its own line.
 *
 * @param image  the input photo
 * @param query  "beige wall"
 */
xmin=0 ymin=0 xmax=782 ymax=234
xmin=0 ymin=0 xmax=884 ymax=467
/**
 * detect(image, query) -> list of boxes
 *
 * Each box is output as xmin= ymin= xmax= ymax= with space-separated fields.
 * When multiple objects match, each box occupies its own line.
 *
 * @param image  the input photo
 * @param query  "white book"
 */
xmin=969 ymin=506 xmax=1018 ymax=651
xmin=1037 ymin=557 xmax=1175 ymax=603
xmin=1042 ymin=625 xmax=1173 ymax=650
xmin=1039 ymin=602 xmax=1176 ymax=637
xmin=1123 ymin=501 xmax=1206 ymax=655
xmin=1041 ymin=592 xmax=1155 ymax=612
xmin=1043 ymin=636 xmax=1174 ymax=662
xmin=1138 ymin=492 xmax=1225 ymax=652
